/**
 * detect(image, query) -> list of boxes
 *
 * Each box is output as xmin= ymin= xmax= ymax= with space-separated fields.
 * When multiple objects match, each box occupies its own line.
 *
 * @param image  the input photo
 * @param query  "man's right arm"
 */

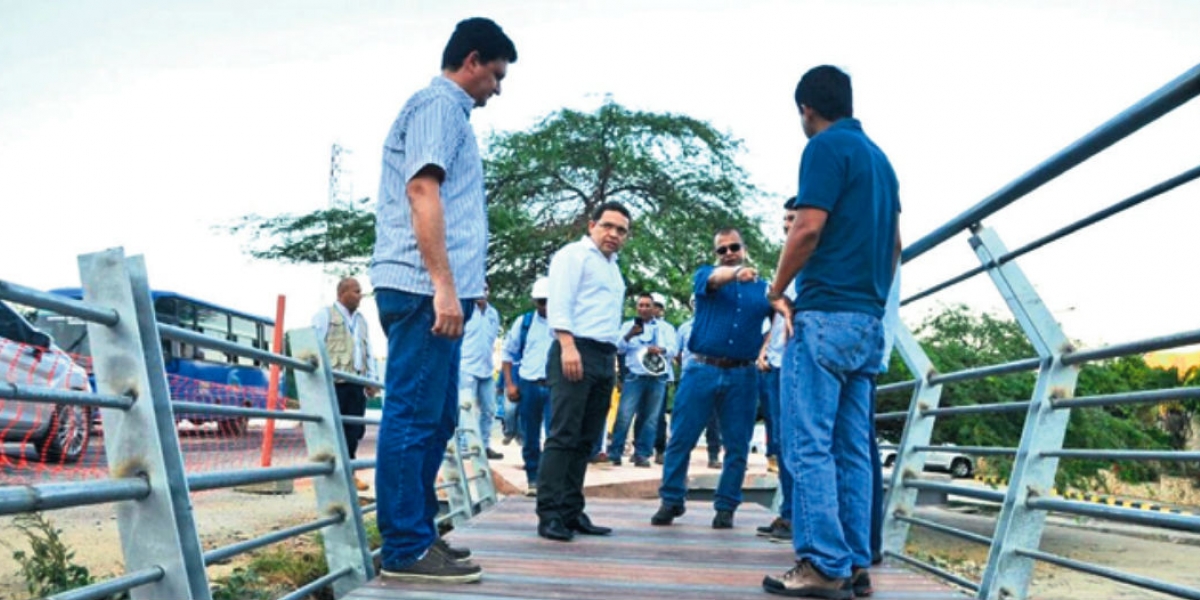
xmin=408 ymin=169 xmax=463 ymax=338
xmin=311 ymin=309 xmax=330 ymax=340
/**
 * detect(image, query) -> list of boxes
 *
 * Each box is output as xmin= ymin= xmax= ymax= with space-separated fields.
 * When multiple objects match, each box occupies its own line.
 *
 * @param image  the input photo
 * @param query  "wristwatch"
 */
xmin=766 ymin=289 xmax=785 ymax=302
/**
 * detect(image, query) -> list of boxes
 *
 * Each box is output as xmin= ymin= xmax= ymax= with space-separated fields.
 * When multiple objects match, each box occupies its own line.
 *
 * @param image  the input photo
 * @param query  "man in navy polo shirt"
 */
xmin=762 ymin=65 xmax=901 ymax=598
xmin=651 ymin=228 xmax=774 ymax=530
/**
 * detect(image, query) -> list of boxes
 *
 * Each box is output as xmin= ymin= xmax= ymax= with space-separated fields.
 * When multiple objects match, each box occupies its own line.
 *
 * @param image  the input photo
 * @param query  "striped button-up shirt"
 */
xmin=547 ymin=236 xmax=626 ymax=346
xmin=369 ymin=76 xmax=487 ymax=299
xmin=460 ymin=303 xmax=501 ymax=380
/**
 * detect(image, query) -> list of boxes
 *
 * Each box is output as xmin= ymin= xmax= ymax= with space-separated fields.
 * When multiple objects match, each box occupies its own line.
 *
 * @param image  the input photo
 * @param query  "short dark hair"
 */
xmin=794 ymin=65 xmax=853 ymax=121
xmin=714 ymin=227 xmax=742 ymax=240
xmin=637 ymin=292 xmax=655 ymax=303
xmin=783 ymin=196 xmax=797 ymax=208
xmin=591 ymin=201 xmax=631 ymax=223
xmin=442 ymin=17 xmax=517 ymax=71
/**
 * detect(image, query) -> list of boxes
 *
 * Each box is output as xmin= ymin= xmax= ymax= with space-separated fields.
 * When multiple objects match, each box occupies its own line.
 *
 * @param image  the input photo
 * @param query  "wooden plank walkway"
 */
xmin=347 ymin=497 xmax=968 ymax=600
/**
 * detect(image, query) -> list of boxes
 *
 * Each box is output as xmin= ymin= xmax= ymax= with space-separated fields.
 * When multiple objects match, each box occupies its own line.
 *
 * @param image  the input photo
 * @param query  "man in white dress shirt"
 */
xmin=536 ymin=202 xmax=631 ymax=542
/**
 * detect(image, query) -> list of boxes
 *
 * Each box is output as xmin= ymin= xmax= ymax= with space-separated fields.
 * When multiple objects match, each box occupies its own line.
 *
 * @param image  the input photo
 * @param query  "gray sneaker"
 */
xmin=381 ymin=547 xmax=482 ymax=583
xmin=763 ymin=560 xmax=849 ymax=598
xmin=432 ymin=537 xmax=471 ymax=562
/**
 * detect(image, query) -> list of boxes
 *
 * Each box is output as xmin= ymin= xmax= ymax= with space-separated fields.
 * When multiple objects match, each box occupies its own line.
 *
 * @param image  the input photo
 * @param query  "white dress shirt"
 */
xmin=547 ymin=236 xmax=626 ymax=346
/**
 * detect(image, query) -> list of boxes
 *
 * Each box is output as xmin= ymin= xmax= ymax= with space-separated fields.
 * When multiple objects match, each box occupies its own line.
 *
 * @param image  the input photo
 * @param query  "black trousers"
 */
xmin=536 ymin=338 xmax=616 ymax=524
xmin=336 ymin=382 xmax=368 ymax=459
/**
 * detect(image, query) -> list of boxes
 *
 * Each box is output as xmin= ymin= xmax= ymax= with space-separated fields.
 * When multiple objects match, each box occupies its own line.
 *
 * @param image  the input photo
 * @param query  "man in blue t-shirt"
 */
xmin=650 ymin=228 xmax=774 ymax=530
xmin=763 ymin=65 xmax=901 ymax=598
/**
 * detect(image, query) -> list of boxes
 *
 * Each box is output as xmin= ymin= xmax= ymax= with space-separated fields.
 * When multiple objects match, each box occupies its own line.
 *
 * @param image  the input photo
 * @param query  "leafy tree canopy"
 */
xmin=228 ymin=100 xmax=778 ymax=322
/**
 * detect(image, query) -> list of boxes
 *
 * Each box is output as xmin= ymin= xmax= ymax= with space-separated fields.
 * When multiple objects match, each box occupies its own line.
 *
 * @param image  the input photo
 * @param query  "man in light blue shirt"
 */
xmin=368 ymin=18 xmax=516 ymax=583
xmin=500 ymin=277 xmax=554 ymax=494
xmin=611 ymin=293 xmax=675 ymax=467
xmin=459 ymin=282 xmax=502 ymax=460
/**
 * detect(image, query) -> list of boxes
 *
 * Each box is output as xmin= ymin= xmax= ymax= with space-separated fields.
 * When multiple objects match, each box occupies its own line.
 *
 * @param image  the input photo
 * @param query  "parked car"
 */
xmin=880 ymin=441 xmax=974 ymax=478
xmin=1 ymin=302 xmax=92 ymax=463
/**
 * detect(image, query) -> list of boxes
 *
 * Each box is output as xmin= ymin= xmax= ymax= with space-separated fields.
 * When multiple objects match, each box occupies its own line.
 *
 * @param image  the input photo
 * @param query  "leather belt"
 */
xmin=691 ymin=353 xmax=753 ymax=369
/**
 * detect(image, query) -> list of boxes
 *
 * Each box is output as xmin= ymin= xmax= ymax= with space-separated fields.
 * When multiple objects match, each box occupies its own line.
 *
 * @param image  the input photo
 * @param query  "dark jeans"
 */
xmin=657 ymin=376 xmax=721 ymax=460
xmin=870 ymin=382 xmax=883 ymax=564
xmin=335 ymin=382 xmax=368 ymax=459
xmin=537 ymin=338 xmax=616 ymax=525
xmin=654 ymin=384 xmax=669 ymax=454
xmin=518 ymin=378 xmax=552 ymax=486
xmin=373 ymin=289 xmax=473 ymax=570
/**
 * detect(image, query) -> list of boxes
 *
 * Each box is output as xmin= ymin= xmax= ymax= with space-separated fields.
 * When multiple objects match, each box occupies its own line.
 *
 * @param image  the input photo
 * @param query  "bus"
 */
xmin=32 ymin=289 xmax=275 ymax=436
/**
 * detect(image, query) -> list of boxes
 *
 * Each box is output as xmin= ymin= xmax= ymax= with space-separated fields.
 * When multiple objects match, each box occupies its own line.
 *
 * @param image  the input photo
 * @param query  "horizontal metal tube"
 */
xmin=331 ymin=369 xmax=382 ymax=389
xmin=879 ymin=444 xmax=898 ymax=452
xmin=275 ymin=566 xmax=354 ymax=600
xmin=47 ymin=566 xmax=165 ymax=600
xmin=1063 ymin=329 xmax=1200 ymax=366
xmin=876 ymin=379 xmax=917 ymax=394
xmin=902 ymin=63 xmax=1200 ymax=263
xmin=1052 ymin=386 xmax=1200 ymax=410
xmin=1026 ymin=497 xmax=1200 ymax=533
xmin=0 ymin=478 xmax=151 ymax=516
xmin=883 ymin=550 xmax=980 ymax=592
xmin=903 ymin=479 xmax=1006 ymax=503
xmin=913 ymin=445 xmax=1018 ymax=457
xmin=361 ymin=503 xmax=377 ymax=515
xmin=1014 ymin=548 xmax=1200 ymax=600
xmin=921 ymin=401 xmax=1031 ymax=418
xmin=188 ymin=463 xmax=335 ymax=492
xmin=901 ymin=264 xmax=988 ymax=307
xmin=158 ymin=324 xmax=315 ymax=372
xmin=434 ymin=480 xmax=459 ymax=491
xmin=204 ymin=514 xmax=344 ymax=565
xmin=1041 ymin=449 xmax=1200 ymax=462
xmin=874 ymin=411 xmax=908 ymax=422
xmin=895 ymin=514 xmax=992 ymax=546
xmin=0 ymin=382 xmax=134 ymax=411
xmin=0 ymin=280 xmax=120 ymax=327
xmin=371 ymin=546 xmax=382 ymax=559
xmin=349 ymin=458 xmax=376 ymax=471
xmin=928 ymin=357 xmax=1042 ymax=386
xmin=171 ymin=401 xmax=322 ymax=423
xmin=341 ymin=415 xmax=381 ymax=427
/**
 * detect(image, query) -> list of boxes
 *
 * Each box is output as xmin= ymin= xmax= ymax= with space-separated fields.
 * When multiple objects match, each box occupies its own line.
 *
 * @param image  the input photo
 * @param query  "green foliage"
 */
xmin=6 ymin=512 xmax=125 ymax=599
xmin=226 ymin=100 xmax=777 ymax=321
xmin=877 ymin=305 xmax=1195 ymax=489
xmin=211 ymin=567 xmax=272 ymax=600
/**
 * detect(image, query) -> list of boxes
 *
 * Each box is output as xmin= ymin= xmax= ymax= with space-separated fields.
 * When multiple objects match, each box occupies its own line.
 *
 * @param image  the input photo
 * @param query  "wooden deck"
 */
xmin=346 ymin=497 xmax=968 ymax=600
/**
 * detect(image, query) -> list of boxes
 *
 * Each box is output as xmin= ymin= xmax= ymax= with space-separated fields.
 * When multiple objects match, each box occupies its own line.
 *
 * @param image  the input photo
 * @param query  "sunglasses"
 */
xmin=715 ymin=243 xmax=743 ymax=255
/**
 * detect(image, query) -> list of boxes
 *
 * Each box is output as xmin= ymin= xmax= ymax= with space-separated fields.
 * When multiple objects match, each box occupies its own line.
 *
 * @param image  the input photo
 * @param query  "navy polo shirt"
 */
xmin=788 ymin=118 xmax=900 ymax=318
xmin=687 ymin=265 xmax=773 ymax=361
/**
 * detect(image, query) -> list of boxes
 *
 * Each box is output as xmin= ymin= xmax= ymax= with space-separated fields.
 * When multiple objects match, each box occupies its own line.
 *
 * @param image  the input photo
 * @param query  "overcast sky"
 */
xmin=2 ymin=0 xmax=1197 ymax=355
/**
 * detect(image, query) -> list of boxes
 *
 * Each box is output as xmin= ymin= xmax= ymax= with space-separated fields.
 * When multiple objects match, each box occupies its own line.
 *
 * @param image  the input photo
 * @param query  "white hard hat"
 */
xmin=651 ymin=292 xmax=666 ymax=307
xmin=531 ymin=277 xmax=550 ymax=299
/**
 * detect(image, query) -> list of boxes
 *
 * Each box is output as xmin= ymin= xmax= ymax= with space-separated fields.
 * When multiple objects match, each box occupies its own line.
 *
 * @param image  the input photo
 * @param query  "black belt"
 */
xmin=573 ymin=337 xmax=618 ymax=354
xmin=692 ymin=353 xmax=753 ymax=369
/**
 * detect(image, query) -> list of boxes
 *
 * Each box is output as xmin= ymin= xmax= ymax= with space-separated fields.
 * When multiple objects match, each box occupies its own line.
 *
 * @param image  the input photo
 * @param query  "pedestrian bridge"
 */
xmin=1 ymin=64 xmax=1198 ymax=600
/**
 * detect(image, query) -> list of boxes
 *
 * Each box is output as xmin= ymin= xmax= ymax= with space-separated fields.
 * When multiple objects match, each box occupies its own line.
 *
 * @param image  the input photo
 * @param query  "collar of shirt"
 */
xmin=826 ymin=117 xmax=863 ymax=135
xmin=579 ymin=235 xmax=619 ymax=264
xmin=334 ymin=302 xmax=360 ymax=333
xmin=431 ymin=76 xmax=476 ymax=117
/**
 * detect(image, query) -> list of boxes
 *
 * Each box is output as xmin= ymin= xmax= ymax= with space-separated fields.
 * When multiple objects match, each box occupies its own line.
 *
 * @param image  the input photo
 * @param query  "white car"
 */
xmin=1 ymin=302 xmax=92 ymax=463
xmin=880 ymin=441 xmax=974 ymax=478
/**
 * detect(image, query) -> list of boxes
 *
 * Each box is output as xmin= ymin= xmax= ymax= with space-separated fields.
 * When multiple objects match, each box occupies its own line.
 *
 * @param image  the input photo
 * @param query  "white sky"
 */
xmin=2 ymin=0 xmax=1198 ymax=355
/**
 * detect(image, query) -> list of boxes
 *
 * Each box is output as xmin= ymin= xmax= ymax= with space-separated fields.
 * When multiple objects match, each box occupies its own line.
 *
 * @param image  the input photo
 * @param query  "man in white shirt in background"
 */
xmin=460 ymin=282 xmax=503 ymax=460
xmin=312 ymin=277 xmax=379 ymax=491
xmin=610 ymin=293 xmax=675 ymax=467
xmin=536 ymin=201 xmax=631 ymax=542
xmin=500 ymin=277 xmax=555 ymax=496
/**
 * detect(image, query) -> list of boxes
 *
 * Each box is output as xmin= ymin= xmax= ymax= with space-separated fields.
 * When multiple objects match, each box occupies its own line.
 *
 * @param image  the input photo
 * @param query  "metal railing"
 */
xmin=0 ymin=250 xmax=498 ymax=600
xmin=880 ymin=63 xmax=1200 ymax=600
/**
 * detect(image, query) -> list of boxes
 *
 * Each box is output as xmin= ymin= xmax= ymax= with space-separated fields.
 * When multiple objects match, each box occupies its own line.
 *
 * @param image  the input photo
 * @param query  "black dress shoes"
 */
xmin=538 ymin=518 xmax=575 ymax=542
xmin=567 ymin=513 xmax=612 ymax=536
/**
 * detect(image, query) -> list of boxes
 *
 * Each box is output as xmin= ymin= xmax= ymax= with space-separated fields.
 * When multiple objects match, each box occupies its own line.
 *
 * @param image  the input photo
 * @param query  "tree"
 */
xmin=228 ymin=100 xmax=777 ymax=321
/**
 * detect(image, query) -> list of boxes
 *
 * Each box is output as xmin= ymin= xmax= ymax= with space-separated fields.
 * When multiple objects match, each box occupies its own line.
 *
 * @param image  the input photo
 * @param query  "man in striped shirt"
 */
xmin=368 ymin=17 xmax=516 ymax=584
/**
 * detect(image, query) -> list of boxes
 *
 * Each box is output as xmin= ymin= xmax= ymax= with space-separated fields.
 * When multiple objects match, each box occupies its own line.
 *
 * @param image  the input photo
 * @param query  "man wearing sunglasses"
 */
xmin=651 ymin=228 xmax=774 ymax=530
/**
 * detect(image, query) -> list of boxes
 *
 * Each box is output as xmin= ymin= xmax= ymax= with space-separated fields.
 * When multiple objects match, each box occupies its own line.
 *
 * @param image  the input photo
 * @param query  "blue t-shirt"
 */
xmin=687 ymin=265 xmax=773 ymax=361
xmin=788 ymin=118 xmax=900 ymax=318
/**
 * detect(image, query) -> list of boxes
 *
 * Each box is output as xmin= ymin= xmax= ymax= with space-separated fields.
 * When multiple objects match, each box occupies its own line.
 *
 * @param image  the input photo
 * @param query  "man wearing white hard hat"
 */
xmin=500 ymin=277 xmax=555 ymax=496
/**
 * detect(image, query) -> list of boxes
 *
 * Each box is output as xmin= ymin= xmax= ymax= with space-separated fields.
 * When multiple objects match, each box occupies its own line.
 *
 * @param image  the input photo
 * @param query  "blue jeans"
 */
xmin=373 ymin=289 xmax=473 ymax=570
xmin=609 ymin=374 xmax=667 ymax=460
xmin=660 ymin=361 xmax=758 ymax=511
xmin=459 ymin=374 xmax=496 ymax=446
xmin=762 ymin=367 xmax=795 ymax=521
xmin=782 ymin=311 xmax=883 ymax=579
xmin=869 ymin=383 xmax=883 ymax=563
xmin=518 ymin=378 xmax=552 ymax=485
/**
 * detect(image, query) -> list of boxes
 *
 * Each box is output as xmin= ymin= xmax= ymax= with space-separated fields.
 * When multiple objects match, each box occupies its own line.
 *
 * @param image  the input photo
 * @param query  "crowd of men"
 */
xmin=355 ymin=16 xmax=902 ymax=600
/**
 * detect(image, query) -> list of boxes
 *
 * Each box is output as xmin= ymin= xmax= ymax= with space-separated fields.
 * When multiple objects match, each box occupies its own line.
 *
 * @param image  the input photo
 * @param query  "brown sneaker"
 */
xmin=763 ymin=560 xmax=850 ymax=599
xmin=380 ymin=547 xmax=482 ymax=583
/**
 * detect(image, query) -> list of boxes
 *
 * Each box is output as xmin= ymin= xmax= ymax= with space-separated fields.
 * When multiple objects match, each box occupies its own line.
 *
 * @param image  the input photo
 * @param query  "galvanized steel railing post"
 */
xmin=970 ymin=227 xmax=1079 ymax=600
xmin=77 ymin=248 xmax=207 ymax=600
xmin=881 ymin=325 xmax=944 ymax=555
xmin=457 ymin=386 xmax=497 ymax=512
xmin=288 ymin=328 xmax=374 ymax=597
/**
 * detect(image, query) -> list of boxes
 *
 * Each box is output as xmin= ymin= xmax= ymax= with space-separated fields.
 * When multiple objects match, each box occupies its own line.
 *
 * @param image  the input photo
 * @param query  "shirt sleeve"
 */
xmin=616 ymin=321 xmax=635 ymax=353
xmin=661 ymin=324 xmax=677 ymax=356
xmin=359 ymin=315 xmax=379 ymax=383
xmin=692 ymin=265 xmax=715 ymax=297
xmin=311 ymin=308 xmax=330 ymax=341
xmin=546 ymin=246 xmax=581 ymax=333
xmin=500 ymin=315 xmax=521 ymax=363
xmin=788 ymin=135 xmax=844 ymax=213
xmin=400 ymin=97 xmax=465 ymax=185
